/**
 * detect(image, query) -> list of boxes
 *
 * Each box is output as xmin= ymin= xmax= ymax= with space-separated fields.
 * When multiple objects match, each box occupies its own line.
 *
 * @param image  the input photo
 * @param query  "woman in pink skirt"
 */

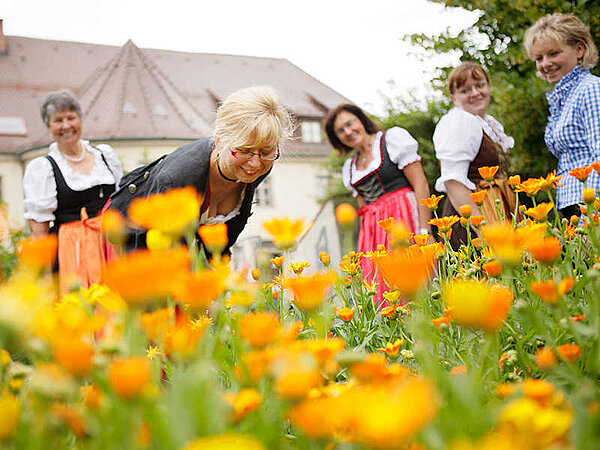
xmin=324 ymin=104 xmax=433 ymax=304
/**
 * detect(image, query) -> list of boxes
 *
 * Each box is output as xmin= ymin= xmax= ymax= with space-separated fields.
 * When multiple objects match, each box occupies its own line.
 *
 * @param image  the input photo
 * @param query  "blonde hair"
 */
xmin=447 ymin=62 xmax=490 ymax=95
xmin=524 ymin=13 xmax=598 ymax=69
xmin=214 ymin=86 xmax=294 ymax=150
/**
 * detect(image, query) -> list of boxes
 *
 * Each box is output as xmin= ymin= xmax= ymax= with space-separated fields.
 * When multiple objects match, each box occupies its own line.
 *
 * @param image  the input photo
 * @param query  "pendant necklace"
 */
xmin=61 ymin=144 xmax=86 ymax=162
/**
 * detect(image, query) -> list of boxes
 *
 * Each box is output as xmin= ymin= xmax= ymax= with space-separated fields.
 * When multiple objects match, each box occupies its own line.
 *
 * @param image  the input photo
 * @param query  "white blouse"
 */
xmin=342 ymin=127 xmax=421 ymax=197
xmin=433 ymin=107 xmax=514 ymax=192
xmin=23 ymin=140 xmax=123 ymax=223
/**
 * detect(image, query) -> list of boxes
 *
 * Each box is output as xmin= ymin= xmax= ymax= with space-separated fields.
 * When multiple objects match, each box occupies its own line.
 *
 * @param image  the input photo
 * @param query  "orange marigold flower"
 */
xmin=508 ymin=175 xmax=521 ymax=186
xmin=263 ymin=217 xmax=305 ymax=250
xmin=336 ymin=307 xmax=354 ymax=322
xmin=181 ymin=433 xmax=265 ymax=449
xmin=569 ymin=166 xmax=593 ymax=183
xmin=103 ymin=248 xmax=190 ymax=305
xmin=164 ymin=322 xmax=207 ymax=358
xmin=198 ymin=223 xmax=228 ymax=253
xmin=538 ymin=171 xmax=563 ymax=191
xmin=432 ymin=316 xmax=450 ymax=328
xmin=571 ymin=314 xmax=587 ymax=322
xmin=450 ymin=365 xmax=467 ymax=376
xmin=377 ymin=217 xmax=395 ymax=234
xmin=413 ymin=234 xmax=429 ymax=246
xmin=239 ymin=312 xmax=282 ymax=348
xmin=377 ymin=339 xmax=404 ymax=357
xmin=376 ymin=247 xmax=436 ymax=300
xmin=273 ymin=354 xmax=322 ymax=400
xmin=530 ymin=280 xmax=558 ymax=304
xmin=51 ymin=403 xmax=87 ymax=438
xmin=443 ymin=280 xmax=513 ymax=332
xmin=270 ymin=256 xmax=284 ymax=268
xmin=524 ymin=202 xmax=554 ymax=222
xmin=557 ymin=344 xmax=581 ymax=363
xmin=286 ymin=271 xmax=337 ymax=311
xmin=389 ymin=222 xmax=413 ymax=248
xmin=470 ymin=190 xmax=487 ymax=206
xmin=535 ymin=347 xmax=556 ymax=370
xmin=522 ymin=379 xmax=554 ymax=406
xmin=482 ymin=260 xmax=503 ymax=277
xmin=128 ymin=186 xmax=201 ymax=236
xmin=18 ymin=235 xmax=58 ymax=268
xmin=515 ymin=178 xmax=544 ymax=197
xmin=383 ymin=290 xmax=401 ymax=304
xmin=171 ymin=268 xmax=228 ymax=311
xmin=459 ymin=205 xmax=472 ymax=217
xmin=81 ymin=384 xmax=103 ymax=410
xmin=428 ymin=215 xmax=459 ymax=232
xmin=107 ymin=357 xmax=151 ymax=399
xmin=101 ymin=209 xmax=126 ymax=245
xmin=53 ymin=339 xmax=94 ymax=377
xmin=498 ymin=352 xmax=509 ymax=370
xmin=496 ymin=382 xmax=517 ymax=398
xmin=318 ymin=251 xmax=330 ymax=266
xmin=557 ymin=276 xmax=575 ymax=295
xmin=528 ymin=236 xmax=561 ymax=265
xmin=335 ymin=203 xmax=358 ymax=226
xmin=420 ymin=194 xmax=444 ymax=210
xmin=472 ymin=237 xmax=483 ymax=248
xmin=481 ymin=222 xmax=546 ymax=266
xmin=223 ymin=388 xmax=263 ymax=422
xmin=251 ymin=269 xmax=260 ymax=280
xmin=478 ymin=166 xmax=499 ymax=181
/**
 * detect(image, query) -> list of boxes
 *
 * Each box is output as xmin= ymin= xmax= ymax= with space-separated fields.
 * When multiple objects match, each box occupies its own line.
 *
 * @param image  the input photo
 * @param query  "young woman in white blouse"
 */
xmin=433 ymin=62 xmax=516 ymax=249
xmin=23 ymin=90 xmax=123 ymax=290
xmin=324 ymin=103 xmax=432 ymax=303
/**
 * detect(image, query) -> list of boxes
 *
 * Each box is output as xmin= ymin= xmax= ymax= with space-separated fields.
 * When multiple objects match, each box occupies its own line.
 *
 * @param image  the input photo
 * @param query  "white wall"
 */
xmin=0 ymin=155 xmax=26 ymax=230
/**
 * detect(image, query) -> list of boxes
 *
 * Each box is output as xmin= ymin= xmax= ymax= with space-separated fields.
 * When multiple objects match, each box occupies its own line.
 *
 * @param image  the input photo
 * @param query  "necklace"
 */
xmin=61 ymin=145 xmax=86 ymax=162
xmin=217 ymin=155 xmax=238 ymax=183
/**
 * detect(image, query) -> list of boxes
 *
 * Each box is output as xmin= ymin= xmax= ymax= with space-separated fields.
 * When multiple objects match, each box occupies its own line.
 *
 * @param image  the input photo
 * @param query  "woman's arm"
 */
xmin=403 ymin=161 xmax=432 ymax=233
xmin=28 ymin=219 xmax=50 ymax=237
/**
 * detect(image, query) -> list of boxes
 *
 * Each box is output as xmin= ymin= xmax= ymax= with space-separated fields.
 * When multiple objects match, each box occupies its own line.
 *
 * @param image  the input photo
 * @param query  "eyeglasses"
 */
xmin=230 ymin=146 xmax=280 ymax=161
xmin=335 ymin=117 xmax=358 ymax=137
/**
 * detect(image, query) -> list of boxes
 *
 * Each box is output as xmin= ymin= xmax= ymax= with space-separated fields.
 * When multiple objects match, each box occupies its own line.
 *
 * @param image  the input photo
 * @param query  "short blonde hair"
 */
xmin=524 ymin=13 xmax=598 ymax=69
xmin=214 ymin=86 xmax=294 ymax=150
xmin=447 ymin=62 xmax=490 ymax=95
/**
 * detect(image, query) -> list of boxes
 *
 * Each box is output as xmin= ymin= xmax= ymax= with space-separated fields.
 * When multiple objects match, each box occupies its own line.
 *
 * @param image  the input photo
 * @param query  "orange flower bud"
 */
xmin=318 ymin=251 xmax=331 ymax=266
xmin=583 ymin=188 xmax=596 ymax=204
xmin=508 ymin=175 xmax=521 ymax=186
xmin=478 ymin=166 xmax=499 ymax=181
xmin=251 ymin=269 xmax=260 ymax=281
xmin=335 ymin=203 xmax=357 ymax=226
xmin=459 ymin=205 xmax=472 ymax=217
xmin=557 ymin=344 xmax=581 ymax=363
xmin=470 ymin=190 xmax=486 ymax=206
xmin=336 ymin=307 xmax=354 ymax=322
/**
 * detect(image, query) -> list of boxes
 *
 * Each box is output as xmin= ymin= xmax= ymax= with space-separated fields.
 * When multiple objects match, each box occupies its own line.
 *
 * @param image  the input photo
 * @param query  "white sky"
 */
xmin=2 ymin=0 xmax=478 ymax=114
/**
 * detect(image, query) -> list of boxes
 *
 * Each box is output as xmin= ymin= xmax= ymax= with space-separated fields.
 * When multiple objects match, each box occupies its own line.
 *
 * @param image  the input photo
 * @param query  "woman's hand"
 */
xmin=28 ymin=220 xmax=50 ymax=237
xmin=403 ymin=161 xmax=433 ymax=238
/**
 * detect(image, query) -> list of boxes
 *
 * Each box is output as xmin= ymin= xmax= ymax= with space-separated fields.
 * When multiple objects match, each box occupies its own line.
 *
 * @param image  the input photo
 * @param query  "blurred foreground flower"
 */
xmin=107 ymin=357 xmax=152 ymax=399
xmin=0 ymin=393 xmax=21 ymax=441
xmin=182 ymin=433 xmax=265 ymax=450
xmin=335 ymin=203 xmax=357 ymax=227
xmin=171 ymin=267 xmax=228 ymax=311
xmin=239 ymin=312 xmax=282 ymax=348
xmin=18 ymin=235 xmax=58 ymax=268
xmin=376 ymin=247 xmax=436 ymax=300
xmin=263 ymin=217 xmax=305 ymax=250
xmin=128 ymin=186 xmax=201 ymax=237
xmin=223 ymin=388 xmax=263 ymax=421
xmin=286 ymin=271 xmax=337 ymax=311
xmin=198 ymin=223 xmax=228 ymax=254
xmin=443 ymin=280 xmax=512 ymax=332
xmin=481 ymin=223 xmax=546 ymax=266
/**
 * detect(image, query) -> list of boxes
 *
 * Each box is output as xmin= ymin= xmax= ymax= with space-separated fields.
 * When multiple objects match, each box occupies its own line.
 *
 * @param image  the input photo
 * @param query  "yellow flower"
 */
xmin=470 ymin=190 xmax=487 ymax=206
xmin=263 ymin=217 xmax=305 ymax=249
xmin=538 ymin=171 xmax=562 ymax=191
xmin=429 ymin=215 xmax=459 ymax=232
xmin=239 ymin=312 xmax=282 ymax=348
xmin=478 ymin=165 xmax=499 ymax=181
xmin=377 ymin=339 xmax=404 ymax=357
xmin=420 ymin=194 xmax=444 ymax=210
xmin=146 ymin=345 xmax=163 ymax=360
xmin=443 ymin=280 xmax=513 ymax=331
xmin=273 ymin=353 xmax=322 ymax=400
xmin=481 ymin=222 xmax=546 ymax=266
xmin=376 ymin=247 xmax=436 ymax=300
xmin=223 ymin=388 xmax=263 ymax=421
xmin=146 ymin=228 xmax=172 ymax=251
xmin=318 ymin=252 xmax=330 ymax=266
xmin=413 ymin=233 xmax=429 ymax=246
xmin=389 ymin=222 xmax=413 ymax=248
xmin=508 ymin=175 xmax=521 ymax=186
xmin=228 ymin=291 xmax=255 ymax=307
xmin=101 ymin=209 xmax=126 ymax=245
xmin=515 ymin=178 xmax=544 ymax=196
xmin=286 ymin=271 xmax=337 ymax=311
xmin=1 ymin=349 xmax=10 ymax=367
xmin=182 ymin=433 xmax=265 ymax=450
xmin=80 ymin=283 xmax=126 ymax=312
xmin=524 ymin=202 xmax=554 ymax=222
xmin=198 ymin=223 xmax=228 ymax=253
xmin=383 ymin=290 xmax=401 ymax=304
xmin=336 ymin=307 xmax=354 ymax=322
xmin=270 ymin=256 xmax=284 ymax=268
xmin=288 ymin=261 xmax=311 ymax=275
xmin=0 ymin=393 xmax=21 ymax=441
xmin=335 ymin=203 xmax=357 ymax=226
xmin=128 ymin=186 xmax=201 ymax=236
xmin=377 ymin=217 xmax=395 ymax=234
xmin=459 ymin=204 xmax=472 ymax=217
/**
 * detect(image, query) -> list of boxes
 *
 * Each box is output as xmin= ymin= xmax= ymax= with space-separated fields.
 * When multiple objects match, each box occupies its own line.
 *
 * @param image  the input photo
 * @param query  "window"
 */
xmin=254 ymin=177 xmax=273 ymax=207
xmin=301 ymin=121 xmax=322 ymax=143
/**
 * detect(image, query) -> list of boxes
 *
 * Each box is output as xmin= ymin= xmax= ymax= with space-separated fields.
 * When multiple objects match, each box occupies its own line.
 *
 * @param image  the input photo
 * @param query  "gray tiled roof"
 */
xmin=0 ymin=35 xmax=350 ymax=155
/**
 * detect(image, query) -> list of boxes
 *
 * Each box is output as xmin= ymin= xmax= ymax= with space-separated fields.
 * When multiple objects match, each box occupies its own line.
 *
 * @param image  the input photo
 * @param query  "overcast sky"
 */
xmin=2 ymin=0 xmax=477 ymax=114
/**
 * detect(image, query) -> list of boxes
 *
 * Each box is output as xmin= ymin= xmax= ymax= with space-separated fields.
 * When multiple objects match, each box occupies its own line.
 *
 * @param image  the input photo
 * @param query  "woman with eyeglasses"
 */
xmin=110 ymin=85 xmax=293 ymax=254
xmin=324 ymin=103 xmax=433 ymax=302
xmin=433 ymin=62 xmax=516 ymax=249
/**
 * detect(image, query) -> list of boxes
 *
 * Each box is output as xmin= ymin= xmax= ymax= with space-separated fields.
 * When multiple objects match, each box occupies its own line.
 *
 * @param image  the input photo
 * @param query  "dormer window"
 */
xmin=301 ymin=120 xmax=322 ymax=144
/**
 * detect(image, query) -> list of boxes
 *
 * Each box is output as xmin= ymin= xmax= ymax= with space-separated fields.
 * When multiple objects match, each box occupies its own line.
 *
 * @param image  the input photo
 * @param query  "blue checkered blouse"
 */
xmin=545 ymin=65 xmax=600 ymax=209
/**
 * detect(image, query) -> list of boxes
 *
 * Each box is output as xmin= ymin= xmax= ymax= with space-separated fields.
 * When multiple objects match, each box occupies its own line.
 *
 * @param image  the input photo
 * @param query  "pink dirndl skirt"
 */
xmin=358 ymin=187 xmax=419 ymax=306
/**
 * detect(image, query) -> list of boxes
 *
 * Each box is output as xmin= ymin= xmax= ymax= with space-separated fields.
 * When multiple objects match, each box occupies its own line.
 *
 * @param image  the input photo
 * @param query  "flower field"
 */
xmin=2 ymin=166 xmax=600 ymax=449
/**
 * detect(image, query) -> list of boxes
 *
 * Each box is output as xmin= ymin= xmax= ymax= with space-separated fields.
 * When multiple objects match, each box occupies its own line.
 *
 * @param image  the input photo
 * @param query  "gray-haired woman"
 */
xmin=23 ymin=89 xmax=123 ymax=291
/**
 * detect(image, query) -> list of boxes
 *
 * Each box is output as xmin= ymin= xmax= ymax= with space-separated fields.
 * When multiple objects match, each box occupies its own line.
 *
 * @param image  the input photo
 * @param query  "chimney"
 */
xmin=0 ymin=20 xmax=7 ymax=55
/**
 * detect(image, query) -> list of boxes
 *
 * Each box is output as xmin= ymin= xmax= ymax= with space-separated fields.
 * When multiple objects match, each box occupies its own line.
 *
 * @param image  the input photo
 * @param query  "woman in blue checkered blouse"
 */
xmin=525 ymin=13 xmax=600 ymax=219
